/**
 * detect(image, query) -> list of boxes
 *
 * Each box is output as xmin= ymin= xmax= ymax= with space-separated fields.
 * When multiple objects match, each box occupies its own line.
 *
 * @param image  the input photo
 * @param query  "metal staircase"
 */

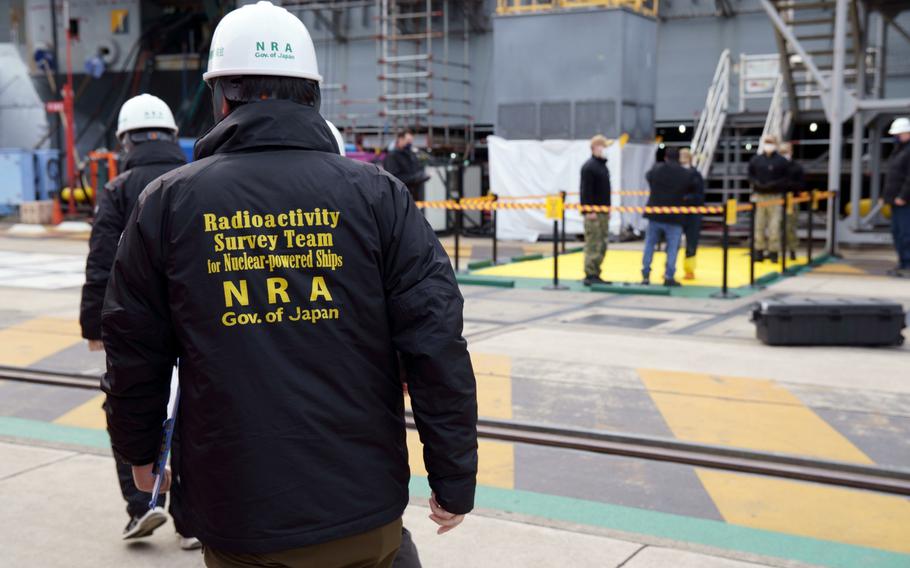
xmin=691 ymin=49 xmax=731 ymax=180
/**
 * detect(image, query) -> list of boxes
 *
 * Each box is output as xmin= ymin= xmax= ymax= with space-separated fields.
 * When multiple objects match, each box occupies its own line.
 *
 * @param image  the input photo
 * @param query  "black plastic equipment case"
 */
xmin=751 ymin=298 xmax=906 ymax=346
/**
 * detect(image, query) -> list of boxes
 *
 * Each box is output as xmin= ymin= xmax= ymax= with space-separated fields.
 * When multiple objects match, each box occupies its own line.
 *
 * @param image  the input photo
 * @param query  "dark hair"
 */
xmin=218 ymin=75 xmax=320 ymax=109
xmin=396 ymin=129 xmax=414 ymax=140
xmin=664 ymin=147 xmax=680 ymax=162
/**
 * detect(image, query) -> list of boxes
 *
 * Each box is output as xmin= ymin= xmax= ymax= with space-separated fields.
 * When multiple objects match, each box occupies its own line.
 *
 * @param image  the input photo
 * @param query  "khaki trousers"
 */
xmin=753 ymin=194 xmax=783 ymax=253
xmin=204 ymin=518 xmax=403 ymax=568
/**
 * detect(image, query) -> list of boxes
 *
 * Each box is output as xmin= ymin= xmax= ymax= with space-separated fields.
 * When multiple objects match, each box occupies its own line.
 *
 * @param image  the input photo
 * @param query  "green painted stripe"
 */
xmin=409 ymin=478 xmax=910 ymax=568
xmin=591 ymin=283 xmax=670 ymax=296
xmin=0 ymin=416 xmax=109 ymax=449
xmin=5 ymin=417 xmax=906 ymax=568
xmin=456 ymin=275 xmax=515 ymax=288
xmin=510 ymin=253 xmax=544 ymax=263
xmin=467 ymin=259 xmax=495 ymax=270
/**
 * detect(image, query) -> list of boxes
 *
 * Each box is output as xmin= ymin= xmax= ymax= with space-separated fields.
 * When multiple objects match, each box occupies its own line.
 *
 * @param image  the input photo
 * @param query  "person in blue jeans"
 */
xmin=641 ymin=147 xmax=698 ymax=286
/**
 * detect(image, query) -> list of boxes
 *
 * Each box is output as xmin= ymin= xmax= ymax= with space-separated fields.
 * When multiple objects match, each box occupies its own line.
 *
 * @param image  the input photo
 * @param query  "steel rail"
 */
xmin=4 ymin=366 xmax=907 ymax=497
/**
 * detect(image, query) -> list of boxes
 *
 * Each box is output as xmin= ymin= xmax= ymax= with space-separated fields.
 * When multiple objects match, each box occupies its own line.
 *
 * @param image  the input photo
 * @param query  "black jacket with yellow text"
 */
xmin=79 ymin=140 xmax=186 ymax=339
xmin=101 ymin=100 xmax=478 ymax=554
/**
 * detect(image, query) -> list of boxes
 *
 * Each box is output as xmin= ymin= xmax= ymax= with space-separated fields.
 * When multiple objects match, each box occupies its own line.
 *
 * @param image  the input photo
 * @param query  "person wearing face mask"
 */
xmin=748 ymin=135 xmax=791 ymax=263
xmin=779 ymin=142 xmax=804 ymax=261
xmin=383 ymin=129 xmax=430 ymax=203
xmin=580 ymin=135 xmax=613 ymax=286
xmin=882 ymin=118 xmax=910 ymax=277
xmin=99 ymin=3 xmax=478 ymax=566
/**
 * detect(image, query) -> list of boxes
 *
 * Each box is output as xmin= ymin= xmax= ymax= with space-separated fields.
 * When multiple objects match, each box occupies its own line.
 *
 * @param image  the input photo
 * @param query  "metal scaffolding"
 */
xmin=377 ymin=0 xmax=474 ymax=150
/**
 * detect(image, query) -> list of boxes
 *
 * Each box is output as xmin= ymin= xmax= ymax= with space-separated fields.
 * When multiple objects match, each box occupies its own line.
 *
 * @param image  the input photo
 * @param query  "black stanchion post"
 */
xmin=807 ymin=190 xmax=816 ymax=264
xmin=711 ymin=199 xmax=739 ymax=299
xmin=544 ymin=195 xmax=568 ymax=291
xmin=828 ymin=191 xmax=839 ymax=258
xmin=491 ymin=194 xmax=498 ymax=265
xmin=454 ymin=205 xmax=461 ymax=272
xmin=780 ymin=194 xmax=789 ymax=273
xmin=560 ymin=190 xmax=567 ymax=254
xmin=749 ymin=202 xmax=759 ymax=287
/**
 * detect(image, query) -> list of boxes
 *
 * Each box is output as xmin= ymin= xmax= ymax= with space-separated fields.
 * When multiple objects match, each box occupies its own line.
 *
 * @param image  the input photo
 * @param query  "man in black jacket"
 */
xmin=779 ymin=142 xmax=804 ymax=261
xmin=383 ymin=130 xmax=430 ymax=202
xmin=748 ymin=135 xmax=791 ymax=263
xmin=580 ymin=134 xmax=613 ymax=285
xmin=79 ymin=93 xmax=197 ymax=547
xmin=641 ymin=148 xmax=696 ymax=286
xmin=883 ymin=118 xmax=910 ymax=276
xmin=101 ymin=3 xmax=477 ymax=567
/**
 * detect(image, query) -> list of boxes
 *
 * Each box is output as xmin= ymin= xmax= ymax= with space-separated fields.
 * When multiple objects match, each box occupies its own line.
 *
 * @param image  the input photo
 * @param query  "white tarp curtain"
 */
xmin=488 ymin=136 xmax=656 ymax=242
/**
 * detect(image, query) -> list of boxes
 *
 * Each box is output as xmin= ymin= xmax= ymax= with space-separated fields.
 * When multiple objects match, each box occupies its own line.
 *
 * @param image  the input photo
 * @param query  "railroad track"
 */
xmin=4 ymin=366 xmax=908 ymax=497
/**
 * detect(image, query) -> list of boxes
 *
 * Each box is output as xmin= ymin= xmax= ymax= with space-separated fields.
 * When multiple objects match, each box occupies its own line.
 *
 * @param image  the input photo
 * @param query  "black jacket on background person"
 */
xmin=580 ymin=156 xmax=611 ymax=206
xmin=383 ymin=145 xmax=428 ymax=201
xmin=786 ymin=159 xmax=806 ymax=195
xmin=644 ymin=161 xmax=696 ymax=225
xmin=884 ymin=141 xmax=910 ymax=205
xmin=101 ymin=100 xmax=478 ymax=554
xmin=79 ymin=140 xmax=186 ymax=340
xmin=748 ymin=152 xmax=791 ymax=194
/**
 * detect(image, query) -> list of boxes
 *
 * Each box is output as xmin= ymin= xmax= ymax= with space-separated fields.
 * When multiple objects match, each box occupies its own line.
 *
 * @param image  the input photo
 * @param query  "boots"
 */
xmin=752 ymin=250 xmax=765 ymax=263
xmin=768 ymin=252 xmax=779 ymax=264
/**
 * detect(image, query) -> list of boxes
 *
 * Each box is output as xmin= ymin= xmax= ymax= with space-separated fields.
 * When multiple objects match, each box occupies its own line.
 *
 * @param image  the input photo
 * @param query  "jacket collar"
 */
xmin=194 ymin=100 xmax=338 ymax=160
xmin=122 ymin=140 xmax=186 ymax=171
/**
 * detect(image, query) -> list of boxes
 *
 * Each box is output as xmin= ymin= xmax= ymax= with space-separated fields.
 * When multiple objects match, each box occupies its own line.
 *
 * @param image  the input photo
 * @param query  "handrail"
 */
xmin=496 ymin=0 xmax=659 ymax=18
xmin=760 ymin=75 xmax=791 ymax=144
xmin=691 ymin=49 xmax=731 ymax=179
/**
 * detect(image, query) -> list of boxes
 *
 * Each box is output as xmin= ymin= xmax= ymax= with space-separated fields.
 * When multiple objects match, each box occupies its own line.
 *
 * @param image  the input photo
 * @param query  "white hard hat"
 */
xmin=326 ymin=120 xmax=345 ymax=156
xmin=888 ymin=117 xmax=910 ymax=135
xmin=204 ymin=1 xmax=322 ymax=83
xmin=116 ymin=94 xmax=178 ymax=137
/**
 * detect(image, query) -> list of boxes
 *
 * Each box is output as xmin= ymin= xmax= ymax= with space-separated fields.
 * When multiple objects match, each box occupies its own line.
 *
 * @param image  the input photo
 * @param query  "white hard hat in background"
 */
xmin=204 ymin=1 xmax=322 ymax=83
xmin=116 ymin=94 xmax=178 ymax=138
xmin=326 ymin=120 xmax=345 ymax=156
xmin=888 ymin=117 xmax=910 ymax=136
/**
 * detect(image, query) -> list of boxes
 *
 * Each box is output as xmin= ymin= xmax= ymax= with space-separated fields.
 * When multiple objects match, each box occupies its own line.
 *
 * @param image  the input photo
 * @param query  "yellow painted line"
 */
xmin=406 ymin=352 xmax=514 ymax=489
xmin=638 ymin=369 xmax=870 ymax=462
xmin=53 ymin=393 xmax=106 ymax=430
xmin=0 ymin=317 xmax=83 ymax=367
xmin=697 ymin=470 xmax=910 ymax=554
xmin=811 ymin=263 xmax=867 ymax=275
xmin=639 ymin=368 xmax=910 ymax=553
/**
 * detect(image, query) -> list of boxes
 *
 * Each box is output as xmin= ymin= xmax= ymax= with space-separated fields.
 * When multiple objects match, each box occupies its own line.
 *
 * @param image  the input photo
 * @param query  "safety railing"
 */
xmin=760 ymin=75 xmax=791 ymax=144
xmin=416 ymin=189 xmax=835 ymax=296
xmin=496 ymin=0 xmax=659 ymax=18
xmin=690 ymin=49 xmax=730 ymax=179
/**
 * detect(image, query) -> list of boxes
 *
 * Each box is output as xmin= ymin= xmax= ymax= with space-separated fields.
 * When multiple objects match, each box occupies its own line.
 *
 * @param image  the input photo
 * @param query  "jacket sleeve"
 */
xmin=101 ymin=182 xmax=178 ymax=465
xmin=80 ymin=179 xmax=127 ymax=340
xmin=900 ymin=153 xmax=910 ymax=202
xmin=580 ymin=164 xmax=593 ymax=206
xmin=748 ymin=157 xmax=763 ymax=190
xmin=378 ymin=174 xmax=478 ymax=515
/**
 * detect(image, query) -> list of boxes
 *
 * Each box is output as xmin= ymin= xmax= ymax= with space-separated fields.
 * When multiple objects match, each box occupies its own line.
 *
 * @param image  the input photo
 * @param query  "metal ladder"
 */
xmin=691 ymin=49 xmax=731 ymax=181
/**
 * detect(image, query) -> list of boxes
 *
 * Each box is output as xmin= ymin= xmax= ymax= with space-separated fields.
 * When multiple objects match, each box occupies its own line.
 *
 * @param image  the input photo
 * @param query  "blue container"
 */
xmin=0 ymin=149 xmax=36 ymax=215
xmin=33 ymin=149 xmax=61 ymax=200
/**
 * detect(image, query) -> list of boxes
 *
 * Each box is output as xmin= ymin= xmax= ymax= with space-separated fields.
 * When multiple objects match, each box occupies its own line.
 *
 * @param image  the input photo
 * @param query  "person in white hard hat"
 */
xmin=100 ymin=3 xmax=477 ymax=568
xmin=79 ymin=93 xmax=200 ymax=549
xmin=882 ymin=117 xmax=910 ymax=276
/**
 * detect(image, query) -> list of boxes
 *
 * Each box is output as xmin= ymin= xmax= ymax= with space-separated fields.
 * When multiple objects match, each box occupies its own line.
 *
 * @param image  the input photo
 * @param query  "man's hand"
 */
xmin=585 ymin=212 xmax=598 ymax=220
xmin=896 ymin=197 xmax=907 ymax=206
xmin=428 ymin=493 xmax=465 ymax=535
xmin=132 ymin=463 xmax=170 ymax=493
xmin=87 ymin=340 xmax=104 ymax=352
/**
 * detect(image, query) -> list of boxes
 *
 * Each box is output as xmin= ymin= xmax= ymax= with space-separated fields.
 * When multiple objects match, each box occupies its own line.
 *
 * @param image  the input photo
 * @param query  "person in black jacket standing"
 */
xmin=383 ymin=130 xmax=430 ymax=202
xmin=580 ymin=135 xmax=613 ymax=285
xmin=779 ymin=142 xmax=804 ymax=261
xmin=882 ymin=118 xmax=910 ymax=277
xmin=100 ymin=3 xmax=477 ymax=567
xmin=79 ymin=93 xmax=198 ymax=547
xmin=641 ymin=148 xmax=696 ymax=286
xmin=748 ymin=135 xmax=791 ymax=263
xmin=678 ymin=148 xmax=705 ymax=280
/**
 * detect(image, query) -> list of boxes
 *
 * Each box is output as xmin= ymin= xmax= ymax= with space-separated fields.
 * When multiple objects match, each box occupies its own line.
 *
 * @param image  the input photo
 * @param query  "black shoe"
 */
xmin=887 ymin=267 xmax=910 ymax=278
xmin=752 ymin=251 xmax=765 ymax=262
xmin=641 ymin=275 xmax=650 ymax=285
xmin=123 ymin=507 xmax=167 ymax=540
xmin=768 ymin=252 xmax=779 ymax=264
xmin=789 ymin=250 xmax=797 ymax=261
xmin=664 ymin=279 xmax=682 ymax=287
xmin=583 ymin=276 xmax=608 ymax=286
